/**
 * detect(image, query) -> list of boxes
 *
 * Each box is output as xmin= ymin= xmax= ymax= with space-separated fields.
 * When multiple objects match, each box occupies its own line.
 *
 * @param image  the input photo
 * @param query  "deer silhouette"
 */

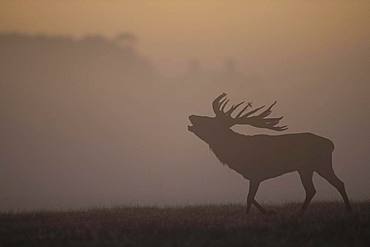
xmin=188 ymin=93 xmax=352 ymax=214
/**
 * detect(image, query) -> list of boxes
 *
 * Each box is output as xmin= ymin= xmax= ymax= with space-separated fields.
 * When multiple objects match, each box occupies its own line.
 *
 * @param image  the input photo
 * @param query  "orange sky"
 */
xmin=1 ymin=0 xmax=368 ymax=72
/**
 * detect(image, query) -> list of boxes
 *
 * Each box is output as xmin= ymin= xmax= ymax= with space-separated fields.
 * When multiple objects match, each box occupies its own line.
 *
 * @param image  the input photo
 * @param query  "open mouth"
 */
xmin=188 ymin=116 xmax=195 ymax=131
xmin=187 ymin=119 xmax=194 ymax=131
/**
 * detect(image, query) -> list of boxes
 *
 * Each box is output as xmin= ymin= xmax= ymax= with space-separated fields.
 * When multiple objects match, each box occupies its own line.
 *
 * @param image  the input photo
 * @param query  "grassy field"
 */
xmin=0 ymin=202 xmax=369 ymax=247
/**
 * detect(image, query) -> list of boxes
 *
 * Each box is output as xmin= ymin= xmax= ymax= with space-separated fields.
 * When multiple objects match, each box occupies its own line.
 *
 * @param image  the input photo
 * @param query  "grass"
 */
xmin=0 ymin=202 xmax=369 ymax=247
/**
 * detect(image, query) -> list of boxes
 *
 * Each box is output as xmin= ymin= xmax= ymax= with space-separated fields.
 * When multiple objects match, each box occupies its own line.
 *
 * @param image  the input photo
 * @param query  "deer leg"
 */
xmin=299 ymin=171 xmax=316 ymax=214
xmin=317 ymin=169 xmax=352 ymax=212
xmin=246 ymin=180 xmax=260 ymax=214
xmin=252 ymin=200 xmax=267 ymax=214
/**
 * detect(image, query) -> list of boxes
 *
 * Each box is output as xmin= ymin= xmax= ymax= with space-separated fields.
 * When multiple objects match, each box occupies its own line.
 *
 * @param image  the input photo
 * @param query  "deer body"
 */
xmin=209 ymin=132 xmax=333 ymax=180
xmin=188 ymin=93 xmax=352 ymax=214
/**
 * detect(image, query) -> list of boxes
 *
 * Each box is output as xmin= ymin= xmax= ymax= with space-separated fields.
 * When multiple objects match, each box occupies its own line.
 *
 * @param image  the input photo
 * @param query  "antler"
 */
xmin=212 ymin=93 xmax=287 ymax=131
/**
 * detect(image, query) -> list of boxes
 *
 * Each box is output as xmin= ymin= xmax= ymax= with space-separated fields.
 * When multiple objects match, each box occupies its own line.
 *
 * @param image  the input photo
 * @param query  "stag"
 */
xmin=188 ymin=93 xmax=352 ymax=214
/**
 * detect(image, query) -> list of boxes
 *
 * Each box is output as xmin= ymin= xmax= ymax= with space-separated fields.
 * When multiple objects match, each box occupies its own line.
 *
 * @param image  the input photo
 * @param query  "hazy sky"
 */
xmin=1 ymin=0 xmax=368 ymax=72
xmin=1 ymin=1 xmax=369 ymax=210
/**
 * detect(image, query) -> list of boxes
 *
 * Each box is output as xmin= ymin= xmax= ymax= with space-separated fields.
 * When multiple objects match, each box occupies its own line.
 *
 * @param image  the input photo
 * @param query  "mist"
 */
xmin=0 ymin=1 xmax=369 ymax=211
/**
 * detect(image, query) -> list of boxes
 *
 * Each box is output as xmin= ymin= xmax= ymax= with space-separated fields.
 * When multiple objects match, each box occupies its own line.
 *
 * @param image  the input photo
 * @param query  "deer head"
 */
xmin=188 ymin=93 xmax=287 ymax=141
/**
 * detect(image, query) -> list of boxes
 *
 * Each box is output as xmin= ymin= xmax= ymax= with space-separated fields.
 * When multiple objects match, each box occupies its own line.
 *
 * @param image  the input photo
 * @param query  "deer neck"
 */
xmin=206 ymin=128 xmax=250 ymax=165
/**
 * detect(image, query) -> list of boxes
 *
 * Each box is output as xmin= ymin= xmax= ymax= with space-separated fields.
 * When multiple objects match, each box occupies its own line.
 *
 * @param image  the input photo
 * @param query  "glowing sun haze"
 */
xmin=1 ymin=0 xmax=368 ymax=72
xmin=0 ymin=0 xmax=369 ymax=210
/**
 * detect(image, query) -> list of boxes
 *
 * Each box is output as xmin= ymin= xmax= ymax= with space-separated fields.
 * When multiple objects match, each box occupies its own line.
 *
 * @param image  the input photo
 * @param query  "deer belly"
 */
xmin=225 ymin=153 xmax=302 ymax=180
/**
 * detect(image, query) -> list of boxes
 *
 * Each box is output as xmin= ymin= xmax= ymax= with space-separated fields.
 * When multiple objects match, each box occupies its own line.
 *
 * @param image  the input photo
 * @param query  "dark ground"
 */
xmin=0 ymin=202 xmax=369 ymax=247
